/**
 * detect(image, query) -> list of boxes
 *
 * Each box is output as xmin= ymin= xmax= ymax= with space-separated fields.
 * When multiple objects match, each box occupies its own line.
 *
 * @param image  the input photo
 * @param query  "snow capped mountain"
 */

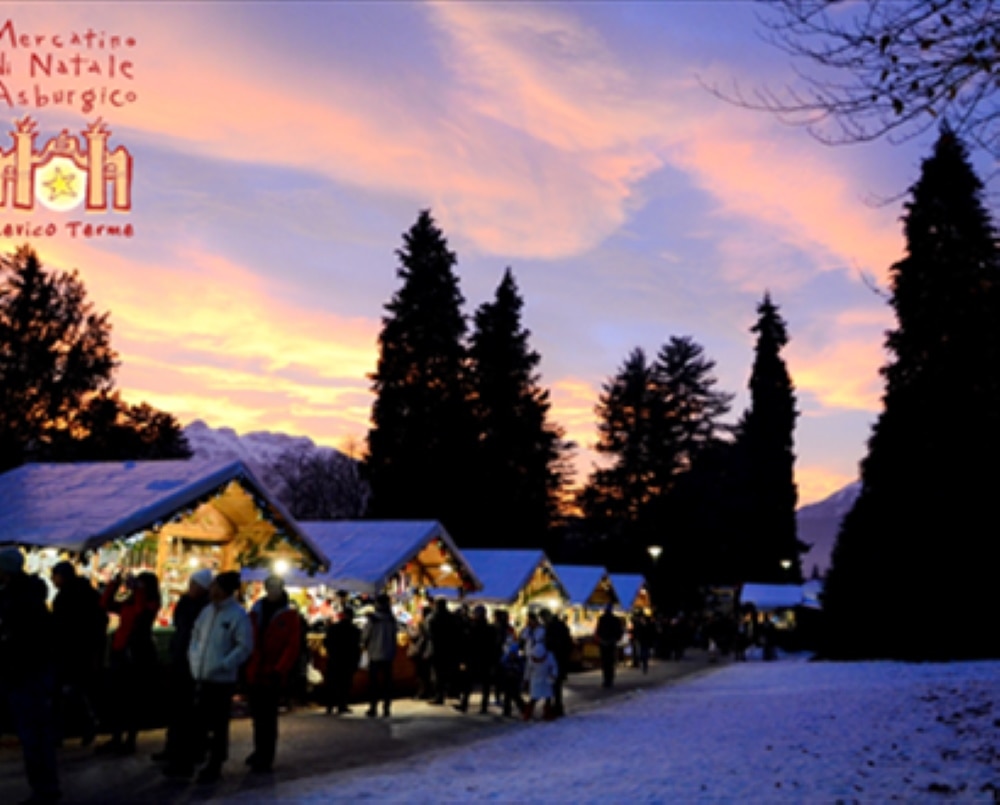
xmin=183 ymin=419 xmax=339 ymax=470
xmin=182 ymin=420 xmax=367 ymax=519
xmin=797 ymin=480 xmax=861 ymax=577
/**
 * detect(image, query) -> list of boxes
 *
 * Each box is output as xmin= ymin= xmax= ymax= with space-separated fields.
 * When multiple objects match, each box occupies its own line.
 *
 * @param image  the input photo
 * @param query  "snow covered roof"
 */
xmin=551 ymin=564 xmax=615 ymax=608
xmin=463 ymin=549 xmax=564 ymax=605
xmin=608 ymin=573 xmax=647 ymax=611
xmin=740 ymin=583 xmax=806 ymax=611
xmin=0 ymin=459 xmax=327 ymax=570
xmin=295 ymin=520 xmax=481 ymax=594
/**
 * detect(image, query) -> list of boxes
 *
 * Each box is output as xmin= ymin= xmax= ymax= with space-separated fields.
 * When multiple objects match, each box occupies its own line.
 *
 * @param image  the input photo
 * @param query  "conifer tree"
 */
xmin=651 ymin=336 xmax=734 ymax=489
xmin=735 ymin=294 xmax=803 ymax=583
xmin=467 ymin=269 xmax=569 ymax=548
xmin=823 ymin=128 xmax=1000 ymax=659
xmin=579 ymin=348 xmax=658 ymax=542
xmin=580 ymin=337 xmax=732 ymax=571
xmin=0 ymin=246 xmax=189 ymax=471
xmin=365 ymin=211 xmax=478 ymax=540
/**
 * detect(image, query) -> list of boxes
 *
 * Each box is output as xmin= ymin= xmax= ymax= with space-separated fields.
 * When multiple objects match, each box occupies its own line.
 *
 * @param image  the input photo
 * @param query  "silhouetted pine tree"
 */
xmin=734 ymin=294 xmax=803 ymax=583
xmin=365 ymin=211 xmax=478 ymax=540
xmin=651 ymin=336 xmax=733 ymax=488
xmin=580 ymin=337 xmax=732 ymax=573
xmin=579 ymin=348 xmax=658 ymax=555
xmin=647 ymin=336 xmax=734 ymax=600
xmin=467 ymin=269 xmax=570 ymax=548
xmin=823 ymin=128 xmax=1000 ymax=660
xmin=0 ymin=246 xmax=189 ymax=471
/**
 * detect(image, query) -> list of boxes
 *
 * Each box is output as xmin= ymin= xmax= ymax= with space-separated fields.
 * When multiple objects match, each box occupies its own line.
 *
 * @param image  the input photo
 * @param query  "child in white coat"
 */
xmin=522 ymin=641 xmax=559 ymax=721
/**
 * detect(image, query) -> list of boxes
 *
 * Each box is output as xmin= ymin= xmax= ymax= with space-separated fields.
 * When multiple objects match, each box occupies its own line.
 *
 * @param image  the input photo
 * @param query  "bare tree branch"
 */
xmin=704 ymin=1 xmax=1000 ymax=157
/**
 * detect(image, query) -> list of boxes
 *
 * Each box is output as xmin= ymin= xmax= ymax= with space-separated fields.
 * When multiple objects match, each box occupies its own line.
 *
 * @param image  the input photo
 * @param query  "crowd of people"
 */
xmin=1 ymin=547 xmax=671 ymax=805
xmin=373 ymin=600 xmax=577 ymax=722
xmin=0 ymin=549 xmax=312 ymax=803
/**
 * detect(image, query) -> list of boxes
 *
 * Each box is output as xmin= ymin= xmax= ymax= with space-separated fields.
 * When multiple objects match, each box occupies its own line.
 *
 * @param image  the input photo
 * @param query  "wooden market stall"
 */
xmin=266 ymin=520 xmax=482 ymax=696
xmin=608 ymin=573 xmax=652 ymax=614
xmin=552 ymin=564 xmax=619 ymax=669
xmin=0 ymin=459 xmax=329 ymax=618
xmin=462 ymin=549 xmax=568 ymax=624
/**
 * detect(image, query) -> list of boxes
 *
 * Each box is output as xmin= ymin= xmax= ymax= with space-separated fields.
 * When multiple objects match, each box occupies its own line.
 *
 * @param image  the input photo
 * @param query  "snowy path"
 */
xmin=236 ymin=658 xmax=1000 ymax=803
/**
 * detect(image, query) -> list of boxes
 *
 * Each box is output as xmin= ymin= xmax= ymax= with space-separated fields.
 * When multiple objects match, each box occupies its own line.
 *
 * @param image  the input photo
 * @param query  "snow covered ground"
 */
xmin=234 ymin=657 xmax=1000 ymax=803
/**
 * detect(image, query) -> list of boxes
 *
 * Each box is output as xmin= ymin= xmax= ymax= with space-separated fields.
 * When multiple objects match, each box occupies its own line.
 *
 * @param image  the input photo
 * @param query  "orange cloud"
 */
xmin=789 ymin=304 xmax=892 ymax=413
xmin=35 ymin=241 xmax=379 ymax=449
xmin=796 ymin=465 xmax=857 ymax=507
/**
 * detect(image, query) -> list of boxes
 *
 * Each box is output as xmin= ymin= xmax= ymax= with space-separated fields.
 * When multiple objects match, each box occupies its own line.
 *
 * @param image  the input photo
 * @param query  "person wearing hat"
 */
xmin=0 ymin=546 xmax=61 ymax=804
xmin=244 ymin=575 xmax=302 ymax=773
xmin=50 ymin=560 xmax=107 ymax=748
xmin=158 ymin=567 xmax=212 ymax=776
xmin=187 ymin=571 xmax=253 ymax=784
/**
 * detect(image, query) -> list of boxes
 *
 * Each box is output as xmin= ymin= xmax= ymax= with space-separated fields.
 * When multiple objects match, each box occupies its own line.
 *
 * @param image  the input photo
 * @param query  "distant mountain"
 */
xmin=183 ymin=420 xmax=367 ymax=518
xmin=796 ymin=481 xmax=861 ymax=578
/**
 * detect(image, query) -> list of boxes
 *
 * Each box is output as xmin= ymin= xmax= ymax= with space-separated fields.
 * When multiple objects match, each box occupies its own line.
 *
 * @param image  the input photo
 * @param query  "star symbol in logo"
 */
xmin=43 ymin=166 xmax=78 ymax=202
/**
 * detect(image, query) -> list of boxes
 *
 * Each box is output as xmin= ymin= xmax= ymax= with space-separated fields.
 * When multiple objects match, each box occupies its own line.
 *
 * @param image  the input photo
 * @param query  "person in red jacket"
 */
xmin=97 ymin=570 xmax=161 ymax=755
xmin=244 ymin=575 xmax=301 ymax=773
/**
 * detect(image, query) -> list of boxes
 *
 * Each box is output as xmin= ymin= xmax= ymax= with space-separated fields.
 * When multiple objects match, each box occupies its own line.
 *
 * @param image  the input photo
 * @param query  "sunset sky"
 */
xmin=0 ymin=2 xmax=968 ymax=505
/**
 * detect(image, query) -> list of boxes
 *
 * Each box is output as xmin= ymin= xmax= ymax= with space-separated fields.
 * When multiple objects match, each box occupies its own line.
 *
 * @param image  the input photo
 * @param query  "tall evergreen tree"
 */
xmin=0 ymin=246 xmax=189 ymax=471
xmin=646 ymin=336 xmax=734 ymax=601
xmin=823 ymin=128 xmax=1000 ymax=660
xmin=365 ymin=211 xmax=478 ymax=540
xmin=580 ymin=337 xmax=733 ymax=572
xmin=651 ymin=336 xmax=734 ymax=489
xmin=579 ymin=347 xmax=658 ymax=545
xmin=467 ymin=269 xmax=569 ymax=548
xmin=735 ymin=294 xmax=803 ymax=583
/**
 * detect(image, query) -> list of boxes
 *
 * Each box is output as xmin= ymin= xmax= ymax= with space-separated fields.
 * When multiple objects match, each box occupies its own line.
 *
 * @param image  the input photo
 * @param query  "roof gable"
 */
xmin=0 ymin=460 xmax=327 ymax=570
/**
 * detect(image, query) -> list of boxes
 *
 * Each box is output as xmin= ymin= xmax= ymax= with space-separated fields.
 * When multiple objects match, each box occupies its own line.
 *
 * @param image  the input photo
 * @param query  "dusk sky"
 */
xmin=0 ymin=2 xmax=967 ymax=505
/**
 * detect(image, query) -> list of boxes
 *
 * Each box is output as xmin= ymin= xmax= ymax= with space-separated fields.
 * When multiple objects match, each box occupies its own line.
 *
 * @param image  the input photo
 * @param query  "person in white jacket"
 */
xmin=522 ymin=641 xmax=558 ymax=722
xmin=186 ymin=571 xmax=253 ymax=784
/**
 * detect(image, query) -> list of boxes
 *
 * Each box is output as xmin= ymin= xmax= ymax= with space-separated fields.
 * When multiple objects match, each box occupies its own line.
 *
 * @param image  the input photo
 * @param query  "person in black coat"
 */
xmin=456 ymin=605 xmax=498 ymax=714
xmin=427 ymin=598 xmax=459 ymax=705
xmin=542 ymin=609 xmax=573 ymax=716
xmin=0 ymin=547 xmax=61 ymax=804
xmin=159 ymin=568 xmax=211 ymax=776
xmin=323 ymin=606 xmax=361 ymax=714
xmin=594 ymin=604 xmax=624 ymax=688
xmin=50 ymin=561 xmax=107 ymax=747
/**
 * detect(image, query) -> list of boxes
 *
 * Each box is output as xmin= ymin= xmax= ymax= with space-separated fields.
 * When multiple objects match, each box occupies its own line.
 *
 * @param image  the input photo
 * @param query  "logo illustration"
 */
xmin=0 ymin=117 xmax=132 ymax=212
